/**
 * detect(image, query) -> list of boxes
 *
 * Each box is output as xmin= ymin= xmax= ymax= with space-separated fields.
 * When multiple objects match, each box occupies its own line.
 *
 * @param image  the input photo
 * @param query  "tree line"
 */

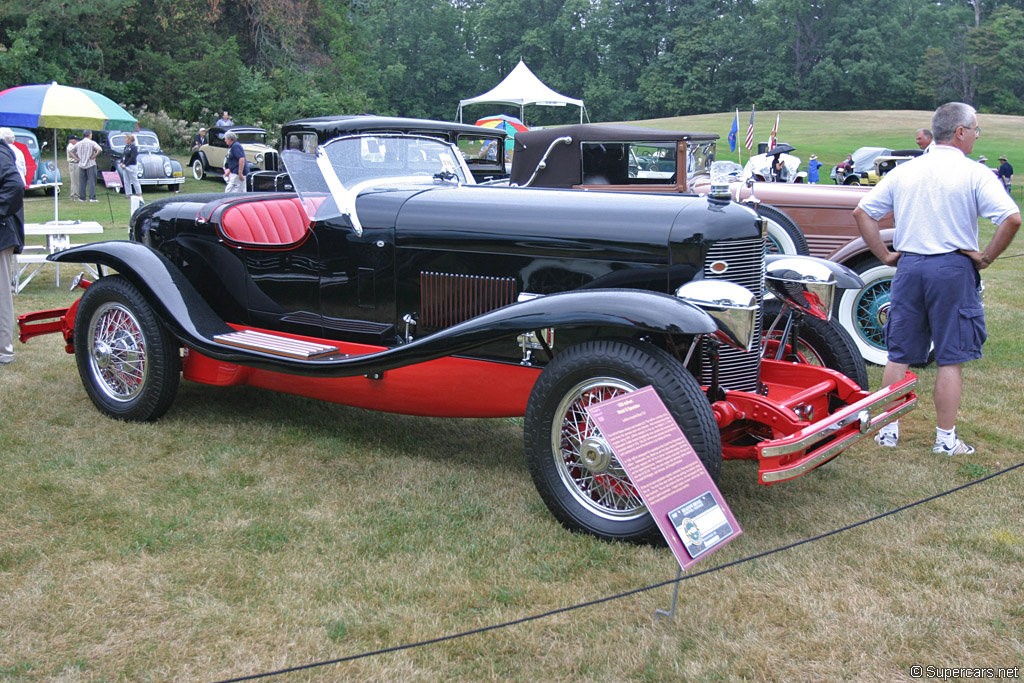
xmin=2 ymin=0 xmax=1023 ymax=134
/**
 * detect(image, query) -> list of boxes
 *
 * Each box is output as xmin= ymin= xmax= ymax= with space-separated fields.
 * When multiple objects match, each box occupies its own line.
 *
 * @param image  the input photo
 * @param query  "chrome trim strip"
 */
xmin=760 ymin=376 xmax=918 ymax=458
xmin=761 ymin=398 xmax=917 ymax=483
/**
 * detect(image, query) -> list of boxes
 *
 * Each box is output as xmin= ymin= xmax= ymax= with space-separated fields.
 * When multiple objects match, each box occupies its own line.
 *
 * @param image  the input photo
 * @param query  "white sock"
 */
xmin=936 ymin=426 xmax=955 ymax=446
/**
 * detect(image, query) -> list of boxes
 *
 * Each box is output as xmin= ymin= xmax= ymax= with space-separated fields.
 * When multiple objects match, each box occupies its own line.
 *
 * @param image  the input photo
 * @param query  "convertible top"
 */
xmin=510 ymin=124 xmax=717 ymax=187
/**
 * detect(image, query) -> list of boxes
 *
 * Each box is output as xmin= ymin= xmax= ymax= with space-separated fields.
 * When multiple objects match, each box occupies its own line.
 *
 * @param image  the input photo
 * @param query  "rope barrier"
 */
xmin=214 ymin=460 xmax=1023 ymax=683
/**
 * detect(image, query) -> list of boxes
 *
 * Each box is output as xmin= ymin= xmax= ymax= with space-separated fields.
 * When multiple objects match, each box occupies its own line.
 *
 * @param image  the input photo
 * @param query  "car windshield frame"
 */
xmin=283 ymin=133 xmax=474 ymax=236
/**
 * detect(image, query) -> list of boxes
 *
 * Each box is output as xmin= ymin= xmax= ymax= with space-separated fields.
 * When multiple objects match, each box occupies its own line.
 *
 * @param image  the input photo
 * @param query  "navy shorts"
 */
xmin=884 ymin=252 xmax=986 ymax=366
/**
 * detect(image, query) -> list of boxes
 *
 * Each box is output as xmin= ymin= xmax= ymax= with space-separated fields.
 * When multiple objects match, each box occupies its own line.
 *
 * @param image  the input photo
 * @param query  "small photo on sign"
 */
xmin=668 ymin=491 xmax=736 ymax=560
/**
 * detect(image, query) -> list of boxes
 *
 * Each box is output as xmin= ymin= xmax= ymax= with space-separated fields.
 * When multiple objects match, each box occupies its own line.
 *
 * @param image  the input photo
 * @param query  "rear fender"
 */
xmin=49 ymin=242 xmax=719 ymax=377
xmin=828 ymin=229 xmax=897 ymax=265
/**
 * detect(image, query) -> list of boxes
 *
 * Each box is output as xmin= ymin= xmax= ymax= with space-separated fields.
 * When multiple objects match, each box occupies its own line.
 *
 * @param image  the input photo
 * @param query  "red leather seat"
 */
xmin=219 ymin=198 xmax=310 ymax=247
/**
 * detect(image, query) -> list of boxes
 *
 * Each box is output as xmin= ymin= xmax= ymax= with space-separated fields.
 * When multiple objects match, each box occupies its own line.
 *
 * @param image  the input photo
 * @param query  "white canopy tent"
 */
xmin=457 ymin=60 xmax=588 ymax=125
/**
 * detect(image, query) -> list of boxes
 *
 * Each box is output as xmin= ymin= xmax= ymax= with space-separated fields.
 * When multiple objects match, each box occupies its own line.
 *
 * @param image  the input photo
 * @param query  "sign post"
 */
xmin=585 ymin=386 xmax=742 ymax=574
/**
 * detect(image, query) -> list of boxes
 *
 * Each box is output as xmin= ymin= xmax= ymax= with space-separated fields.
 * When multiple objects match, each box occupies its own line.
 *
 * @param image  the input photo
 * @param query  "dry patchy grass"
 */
xmin=4 ymin=129 xmax=1024 ymax=680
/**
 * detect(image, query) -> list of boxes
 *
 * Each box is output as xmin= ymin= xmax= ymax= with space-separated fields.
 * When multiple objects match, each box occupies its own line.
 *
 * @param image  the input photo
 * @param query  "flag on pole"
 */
xmin=728 ymin=109 xmax=739 ymax=152
xmin=769 ymin=113 xmax=779 ymax=150
xmin=744 ymin=106 xmax=755 ymax=150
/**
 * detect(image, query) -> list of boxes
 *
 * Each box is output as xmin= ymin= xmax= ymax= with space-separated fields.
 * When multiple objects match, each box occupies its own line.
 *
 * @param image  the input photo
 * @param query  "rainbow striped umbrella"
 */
xmin=475 ymin=114 xmax=528 ymax=151
xmin=0 ymin=82 xmax=137 ymax=131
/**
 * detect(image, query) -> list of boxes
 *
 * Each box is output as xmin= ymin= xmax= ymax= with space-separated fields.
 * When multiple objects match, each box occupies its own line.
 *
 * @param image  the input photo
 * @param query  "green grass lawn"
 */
xmin=4 ymin=112 xmax=1023 ymax=681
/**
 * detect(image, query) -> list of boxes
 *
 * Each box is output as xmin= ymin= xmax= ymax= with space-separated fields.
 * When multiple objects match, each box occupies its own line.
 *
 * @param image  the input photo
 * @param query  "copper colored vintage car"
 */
xmin=20 ymin=133 xmax=916 ymax=544
xmin=510 ymin=125 xmax=902 ymax=365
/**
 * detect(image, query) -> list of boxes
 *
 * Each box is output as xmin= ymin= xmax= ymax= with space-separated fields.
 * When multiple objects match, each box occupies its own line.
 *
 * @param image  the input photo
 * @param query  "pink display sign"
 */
xmin=586 ymin=386 xmax=742 ymax=569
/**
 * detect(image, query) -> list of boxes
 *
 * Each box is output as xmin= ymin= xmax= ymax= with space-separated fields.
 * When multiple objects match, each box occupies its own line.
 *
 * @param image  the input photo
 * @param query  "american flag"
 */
xmin=744 ymin=106 xmax=755 ymax=150
xmin=769 ymin=113 xmax=779 ymax=149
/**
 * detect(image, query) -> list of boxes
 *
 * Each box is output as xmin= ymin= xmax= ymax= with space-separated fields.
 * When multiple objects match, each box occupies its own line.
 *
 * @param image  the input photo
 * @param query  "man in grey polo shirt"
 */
xmin=853 ymin=102 xmax=1020 ymax=456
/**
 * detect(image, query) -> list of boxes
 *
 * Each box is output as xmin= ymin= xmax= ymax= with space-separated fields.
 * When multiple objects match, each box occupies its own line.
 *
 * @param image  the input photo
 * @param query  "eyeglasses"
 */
xmin=962 ymin=124 xmax=981 ymax=138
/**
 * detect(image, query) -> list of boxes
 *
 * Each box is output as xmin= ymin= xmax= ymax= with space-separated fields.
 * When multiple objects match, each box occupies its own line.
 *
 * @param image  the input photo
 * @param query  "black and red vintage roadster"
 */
xmin=20 ymin=133 xmax=917 ymax=543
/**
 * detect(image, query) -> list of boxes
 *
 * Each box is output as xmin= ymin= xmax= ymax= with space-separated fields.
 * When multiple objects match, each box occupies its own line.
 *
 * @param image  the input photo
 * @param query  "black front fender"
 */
xmin=53 ymin=242 xmax=718 ymax=377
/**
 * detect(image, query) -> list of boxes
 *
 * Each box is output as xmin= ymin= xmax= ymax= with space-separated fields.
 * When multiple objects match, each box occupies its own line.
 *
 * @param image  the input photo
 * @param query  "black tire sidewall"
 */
xmin=757 ymin=204 xmax=810 ymax=256
xmin=764 ymin=299 xmax=869 ymax=390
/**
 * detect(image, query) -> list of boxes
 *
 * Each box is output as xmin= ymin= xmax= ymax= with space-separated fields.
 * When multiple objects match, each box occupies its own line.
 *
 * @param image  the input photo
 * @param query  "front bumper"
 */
xmin=713 ymin=359 xmax=918 ymax=484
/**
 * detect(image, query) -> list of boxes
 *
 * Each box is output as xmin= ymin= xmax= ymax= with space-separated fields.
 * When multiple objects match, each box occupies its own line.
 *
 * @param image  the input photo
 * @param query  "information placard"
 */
xmin=586 ymin=386 xmax=741 ymax=569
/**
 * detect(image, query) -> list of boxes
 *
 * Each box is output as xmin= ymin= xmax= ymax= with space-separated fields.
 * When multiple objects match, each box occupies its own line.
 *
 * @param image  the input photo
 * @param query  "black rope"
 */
xmin=214 ymin=460 xmax=1023 ymax=683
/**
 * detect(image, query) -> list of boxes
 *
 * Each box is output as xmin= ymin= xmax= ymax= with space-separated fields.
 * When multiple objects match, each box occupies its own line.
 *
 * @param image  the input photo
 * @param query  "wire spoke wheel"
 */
xmin=86 ymin=302 xmax=149 ymax=402
xmin=552 ymin=378 xmax=644 ymax=520
xmin=524 ymin=339 xmax=721 ymax=543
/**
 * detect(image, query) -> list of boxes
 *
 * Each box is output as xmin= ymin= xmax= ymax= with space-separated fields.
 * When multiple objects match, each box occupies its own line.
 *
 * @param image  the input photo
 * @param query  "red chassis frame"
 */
xmin=19 ymin=306 xmax=917 ymax=486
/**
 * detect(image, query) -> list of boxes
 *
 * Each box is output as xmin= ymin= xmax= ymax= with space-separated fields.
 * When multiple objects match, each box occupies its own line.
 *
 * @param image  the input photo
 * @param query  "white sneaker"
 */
xmin=933 ymin=438 xmax=975 ymax=456
xmin=874 ymin=431 xmax=898 ymax=447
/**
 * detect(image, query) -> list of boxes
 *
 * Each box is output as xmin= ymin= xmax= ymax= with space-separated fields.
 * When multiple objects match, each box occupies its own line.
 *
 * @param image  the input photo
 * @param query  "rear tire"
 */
xmin=524 ymin=339 xmax=722 ymax=544
xmin=191 ymin=157 xmax=206 ymax=180
xmin=75 ymin=276 xmax=180 ymax=421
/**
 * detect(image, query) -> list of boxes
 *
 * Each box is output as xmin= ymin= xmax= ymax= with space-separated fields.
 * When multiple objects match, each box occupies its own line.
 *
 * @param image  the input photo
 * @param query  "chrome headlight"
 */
xmin=765 ymin=257 xmax=836 ymax=319
xmin=676 ymin=280 xmax=758 ymax=352
xmin=255 ymin=152 xmax=264 ymax=164
xmin=137 ymin=165 xmax=145 ymax=178
xmin=163 ymin=161 xmax=172 ymax=176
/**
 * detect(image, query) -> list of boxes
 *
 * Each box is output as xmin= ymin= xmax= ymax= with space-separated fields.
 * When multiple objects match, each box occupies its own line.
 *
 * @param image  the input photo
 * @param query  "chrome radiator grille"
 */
xmin=700 ymin=236 xmax=766 ymax=392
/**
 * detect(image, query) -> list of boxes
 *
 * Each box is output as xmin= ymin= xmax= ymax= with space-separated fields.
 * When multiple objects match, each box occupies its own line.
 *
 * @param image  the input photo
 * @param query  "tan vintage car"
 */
xmin=510 ymin=125 xmax=898 ymax=365
xmin=189 ymin=125 xmax=281 ymax=181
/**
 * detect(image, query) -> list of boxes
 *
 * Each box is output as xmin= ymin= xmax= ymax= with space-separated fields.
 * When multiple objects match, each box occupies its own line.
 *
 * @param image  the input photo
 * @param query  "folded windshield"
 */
xmin=283 ymin=134 xmax=472 ymax=230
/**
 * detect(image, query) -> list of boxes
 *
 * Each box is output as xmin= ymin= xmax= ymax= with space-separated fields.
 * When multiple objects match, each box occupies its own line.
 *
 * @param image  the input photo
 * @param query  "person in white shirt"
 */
xmin=854 ymin=103 xmax=1020 ymax=456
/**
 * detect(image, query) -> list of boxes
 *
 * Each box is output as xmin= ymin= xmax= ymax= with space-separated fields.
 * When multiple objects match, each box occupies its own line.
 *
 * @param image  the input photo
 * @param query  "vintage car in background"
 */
xmin=189 ymin=125 xmax=280 ymax=181
xmin=96 ymin=128 xmax=184 ymax=192
xmin=12 ymin=127 xmax=60 ymax=192
xmin=861 ymin=150 xmax=922 ymax=185
xmin=510 ymin=124 xmax=903 ymax=365
xmin=830 ymin=146 xmax=921 ymax=185
xmin=19 ymin=132 xmax=916 ymax=544
xmin=246 ymin=115 xmax=508 ymax=191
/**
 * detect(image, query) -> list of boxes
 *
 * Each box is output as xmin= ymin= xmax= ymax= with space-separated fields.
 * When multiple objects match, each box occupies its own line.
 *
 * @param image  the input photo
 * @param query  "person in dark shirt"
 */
xmin=223 ymin=131 xmax=247 ymax=193
xmin=0 ymin=139 xmax=25 ymax=365
xmin=997 ymin=155 xmax=1013 ymax=194
xmin=118 ymin=132 xmax=142 ymax=198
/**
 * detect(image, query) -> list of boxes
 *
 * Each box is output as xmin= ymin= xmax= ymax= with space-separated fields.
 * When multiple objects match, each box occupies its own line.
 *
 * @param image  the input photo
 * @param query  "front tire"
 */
xmin=763 ymin=299 xmax=869 ymax=390
xmin=524 ymin=339 xmax=722 ymax=544
xmin=191 ymin=157 xmax=206 ymax=180
xmin=75 ymin=276 xmax=181 ymax=421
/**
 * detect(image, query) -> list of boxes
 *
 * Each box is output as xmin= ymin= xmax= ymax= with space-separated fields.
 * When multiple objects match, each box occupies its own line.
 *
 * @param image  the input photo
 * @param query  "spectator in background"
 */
xmin=191 ymin=127 xmax=208 ymax=151
xmin=916 ymin=128 xmax=933 ymax=151
xmin=216 ymin=111 xmax=233 ymax=127
xmin=66 ymin=134 xmax=81 ymax=201
xmin=0 ymin=135 xmax=25 ymax=366
xmin=997 ymin=155 xmax=1013 ymax=194
xmin=118 ymin=132 xmax=143 ymax=200
xmin=222 ymin=130 xmax=246 ymax=193
xmin=72 ymin=131 xmax=102 ymax=202
xmin=977 ymin=155 xmax=988 ymax=167
xmin=0 ymin=128 xmax=26 ymax=184
xmin=807 ymin=153 xmax=822 ymax=184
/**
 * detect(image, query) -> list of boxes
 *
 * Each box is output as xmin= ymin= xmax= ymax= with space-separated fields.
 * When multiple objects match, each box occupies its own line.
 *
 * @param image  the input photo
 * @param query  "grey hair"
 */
xmin=0 ymin=127 xmax=14 ymax=144
xmin=224 ymin=131 xmax=237 ymax=142
xmin=916 ymin=128 xmax=932 ymax=139
xmin=932 ymin=103 xmax=975 ymax=143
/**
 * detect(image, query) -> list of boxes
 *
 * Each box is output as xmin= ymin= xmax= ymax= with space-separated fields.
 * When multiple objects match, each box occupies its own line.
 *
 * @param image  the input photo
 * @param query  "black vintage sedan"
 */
xmin=21 ymin=133 xmax=917 ymax=544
